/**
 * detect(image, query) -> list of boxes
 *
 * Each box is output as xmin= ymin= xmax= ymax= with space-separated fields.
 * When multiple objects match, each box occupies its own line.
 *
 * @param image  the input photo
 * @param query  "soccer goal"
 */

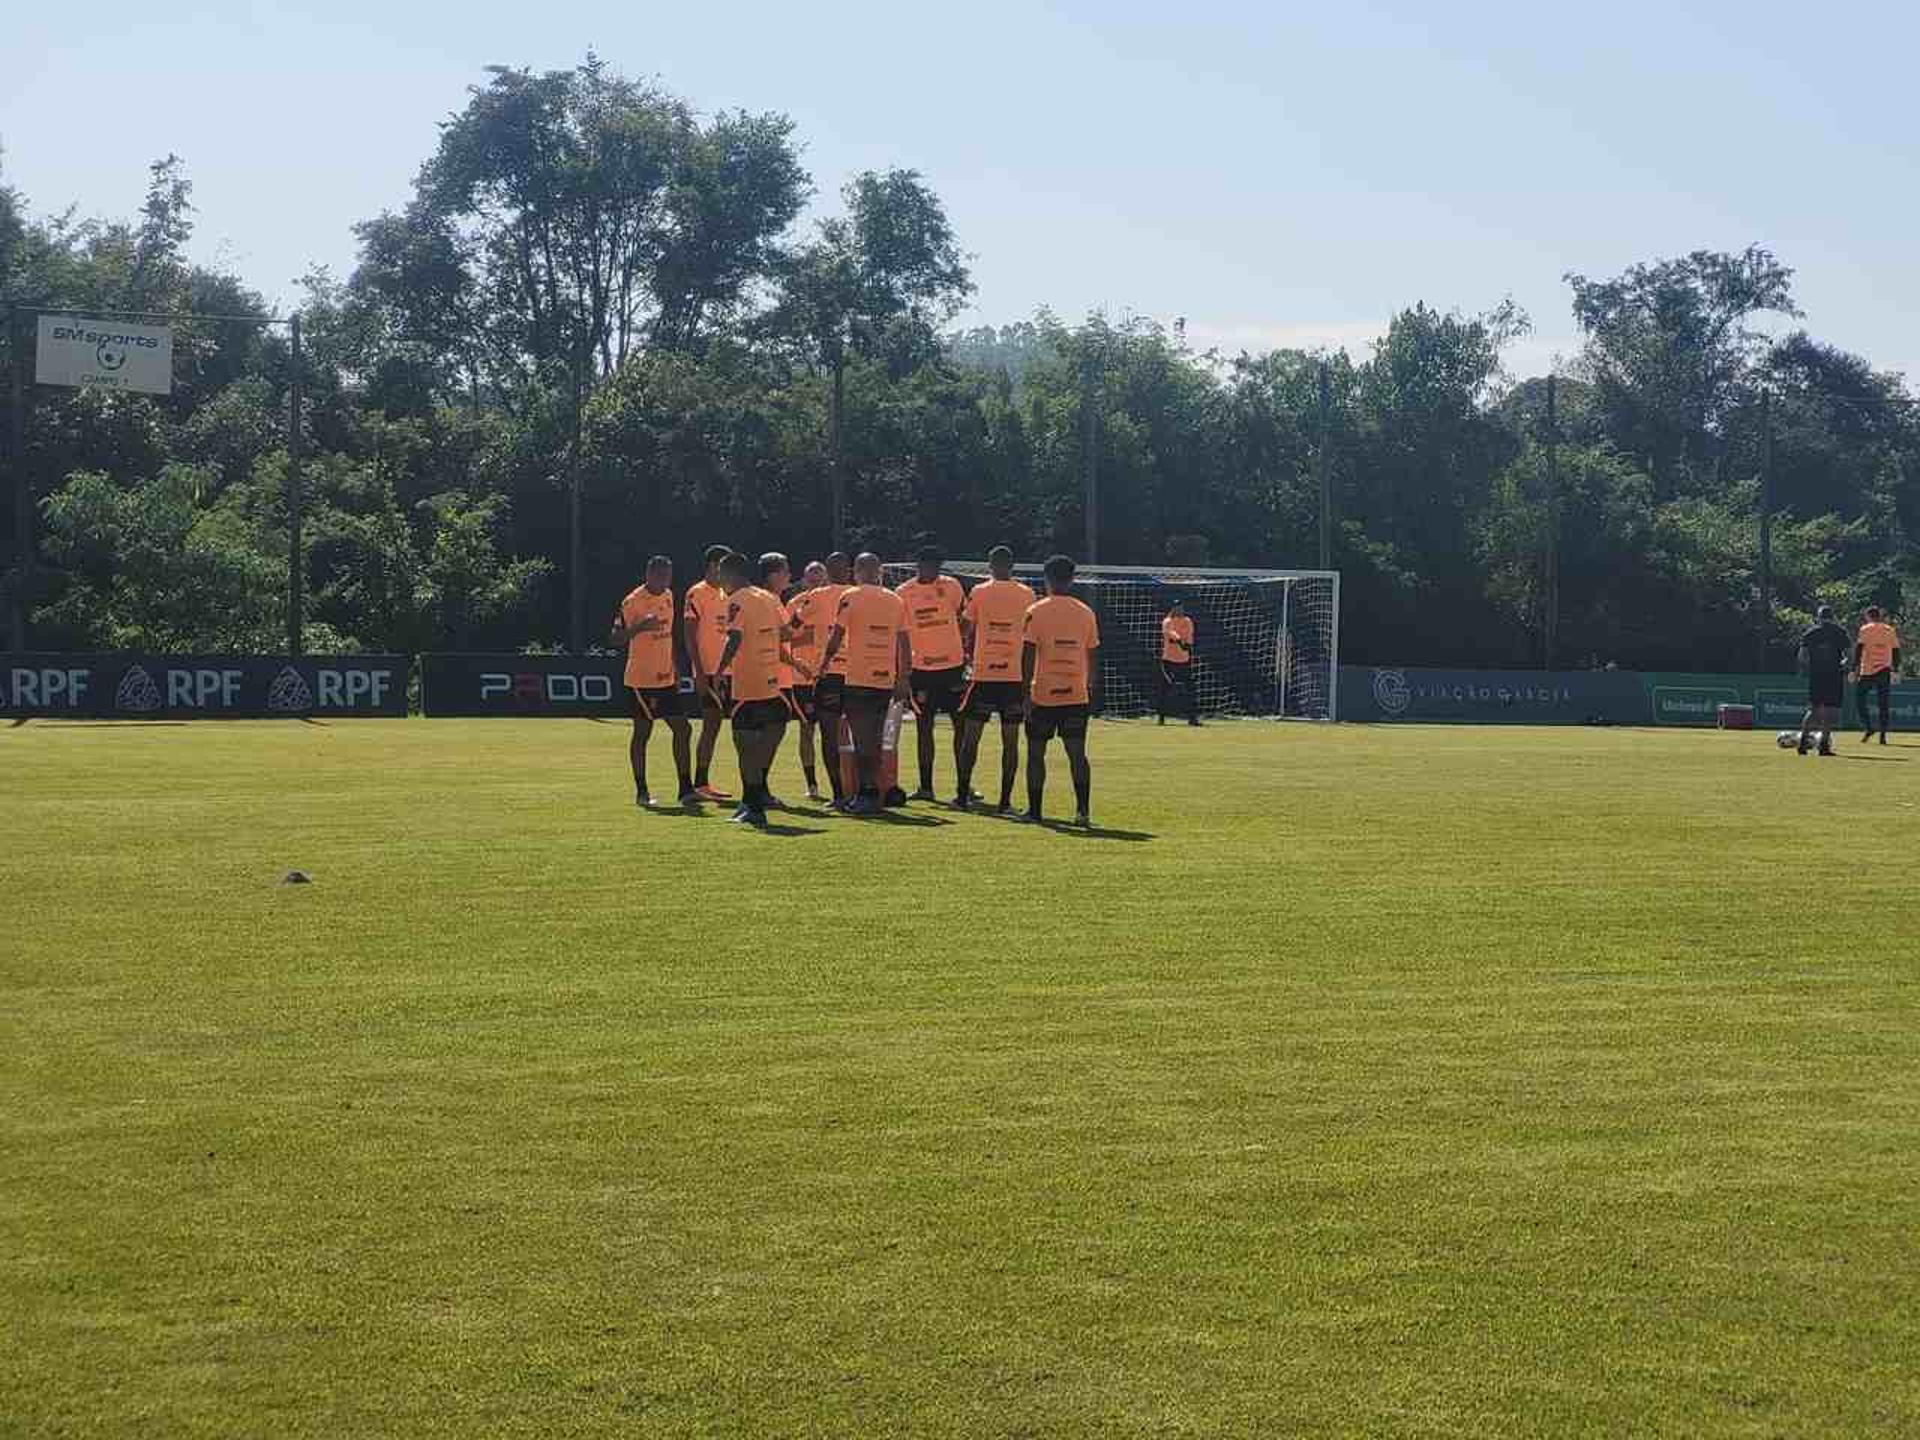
xmin=882 ymin=562 xmax=1341 ymax=720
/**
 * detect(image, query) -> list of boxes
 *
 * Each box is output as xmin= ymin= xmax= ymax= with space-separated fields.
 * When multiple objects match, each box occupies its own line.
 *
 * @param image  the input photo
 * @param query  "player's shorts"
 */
xmin=814 ymin=674 xmax=846 ymax=715
xmin=843 ymin=683 xmax=894 ymax=717
xmin=631 ymin=685 xmax=684 ymax=721
xmin=911 ymin=665 xmax=966 ymax=719
xmin=789 ymin=684 xmax=817 ymax=720
xmin=729 ymin=697 xmax=791 ymax=731
xmin=1808 ymin=672 xmax=1844 ymax=708
xmin=962 ymin=680 xmax=1025 ymax=722
xmin=1026 ymin=702 xmax=1090 ymax=742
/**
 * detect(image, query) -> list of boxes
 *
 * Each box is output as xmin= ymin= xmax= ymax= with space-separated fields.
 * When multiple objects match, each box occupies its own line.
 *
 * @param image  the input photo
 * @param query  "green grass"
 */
xmin=3 ymin=716 xmax=1917 ymax=1437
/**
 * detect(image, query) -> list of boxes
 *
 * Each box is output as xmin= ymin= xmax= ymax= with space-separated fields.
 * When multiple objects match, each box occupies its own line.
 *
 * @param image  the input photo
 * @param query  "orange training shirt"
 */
xmin=814 ymin=583 xmax=851 ymax=676
xmin=1858 ymin=621 xmax=1900 ymax=677
xmin=963 ymin=577 xmax=1035 ymax=683
xmin=895 ymin=574 xmax=967 ymax=671
xmin=722 ymin=586 xmax=786 ymax=702
xmin=836 ymin=584 xmax=907 ymax=690
xmin=620 ymin=585 xmax=677 ymax=690
xmin=1161 ymin=613 xmax=1194 ymax=664
xmin=785 ymin=587 xmax=833 ymax=682
xmin=1025 ymin=594 xmax=1100 ymax=707
xmin=683 ymin=578 xmax=728 ymax=676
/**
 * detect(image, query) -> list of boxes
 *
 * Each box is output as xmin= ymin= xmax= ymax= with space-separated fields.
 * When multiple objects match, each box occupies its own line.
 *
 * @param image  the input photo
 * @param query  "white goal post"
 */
xmin=881 ymin=562 xmax=1341 ymax=720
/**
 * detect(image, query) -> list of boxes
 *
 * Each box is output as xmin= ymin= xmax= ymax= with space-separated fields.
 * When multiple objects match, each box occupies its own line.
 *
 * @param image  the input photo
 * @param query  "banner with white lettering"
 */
xmin=421 ymin=653 xmax=629 ymax=717
xmin=0 ymin=655 xmax=408 ymax=718
xmin=35 ymin=316 xmax=174 ymax=395
xmin=1337 ymin=665 xmax=1652 ymax=724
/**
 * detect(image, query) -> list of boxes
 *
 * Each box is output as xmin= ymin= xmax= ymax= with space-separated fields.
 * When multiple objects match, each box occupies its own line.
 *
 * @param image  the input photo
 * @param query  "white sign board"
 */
xmin=34 ymin=315 xmax=173 ymax=395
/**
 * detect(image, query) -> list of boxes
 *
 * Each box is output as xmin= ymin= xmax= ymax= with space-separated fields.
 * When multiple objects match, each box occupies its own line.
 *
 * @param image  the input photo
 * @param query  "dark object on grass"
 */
xmin=280 ymin=870 xmax=314 ymax=885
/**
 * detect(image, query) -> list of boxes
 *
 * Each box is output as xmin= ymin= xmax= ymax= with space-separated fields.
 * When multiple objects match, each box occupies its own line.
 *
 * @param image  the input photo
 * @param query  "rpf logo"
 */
xmin=96 ymin=340 xmax=128 ymax=372
xmin=1372 ymin=668 xmax=1412 ymax=719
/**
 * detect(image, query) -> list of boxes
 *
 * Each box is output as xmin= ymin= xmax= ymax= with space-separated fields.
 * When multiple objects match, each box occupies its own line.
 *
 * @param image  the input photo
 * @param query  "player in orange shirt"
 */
xmin=804 ymin=551 xmax=855 ymax=807
xmin=896 ymin=545 xmax=970 ymax=800
xmin=783 ymin=559 xmax=831 ymax=800
xmin=955 ymin=544 xmax=1034 ymax=812
xmin=1022 ymin=554 xmax=1100 ymax=827
xmin=608 ymin=554 xmax=694 ymax=808
xmin=714 ymin=551 xmax=792 ymax=828
xmin=1157 ymin=600 xmax=1200 ymax=727
xmin=818 ymin=551 xmax=911 ymax=814
xmin=681 ymin=542 xmax=734 ymax=802
xmin=1853 ymin=606 xmax=1903 ymax=744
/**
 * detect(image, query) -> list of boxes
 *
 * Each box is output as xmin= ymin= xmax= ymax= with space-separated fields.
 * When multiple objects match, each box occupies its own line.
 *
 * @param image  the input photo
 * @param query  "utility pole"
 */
xmin=1315 ymin=360 xmax=1332 ymax=572
xmin=1757 ymin=386 xmax=1774 ymax=671
xmin=1081 ymin=342 xmax=1100 ymax=564
xmin=1544 ymin=374 xmax=1560 ymax=668
xmin=7 ymin=307 xmax=29 ymax=652
xmin=569 ymin=348 xmax=586 ymax=654
xmin=829 ymin=347 xmax=846 ymax=551
xmin=287 ymin=312 xmax=304 ymax=656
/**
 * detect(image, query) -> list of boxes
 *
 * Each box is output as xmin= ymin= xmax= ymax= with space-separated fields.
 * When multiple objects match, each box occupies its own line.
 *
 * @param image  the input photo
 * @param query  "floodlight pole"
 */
xmin=1316 ymin=361 xmax=1333 ymax=572
xmin=1757 ymin=386 xmax=1774 ymax=671
xmin=287 ymin=312 xmax=304 ymax=656
xmin=1544 ymin=374 xmax=1560 ymax=668
xmin=8 ymin=306 xmax=28 ymax=652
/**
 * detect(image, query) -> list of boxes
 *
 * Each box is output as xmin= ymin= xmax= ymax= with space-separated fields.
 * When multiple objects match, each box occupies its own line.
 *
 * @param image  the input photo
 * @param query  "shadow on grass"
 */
xmin=1041 ymin=820 xmax=1156 ymax=842
xmin=31 ymin=720 xmax=191 ymax=728
xmin=860 ymin=808 xmax=953 ymax=828
xmin=753 ymin=822 xmax=828 ymax=838
xmin=1838 ymin=753 xmax=1909 ymax=762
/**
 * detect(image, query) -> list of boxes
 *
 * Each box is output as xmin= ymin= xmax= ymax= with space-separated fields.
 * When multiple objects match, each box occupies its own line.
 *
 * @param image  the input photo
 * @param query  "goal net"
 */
xmin=881 ymin=563 xmax=1340 ymax=719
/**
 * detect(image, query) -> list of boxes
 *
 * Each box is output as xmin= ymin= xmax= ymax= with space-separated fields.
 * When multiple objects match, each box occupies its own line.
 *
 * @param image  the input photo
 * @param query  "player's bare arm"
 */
xmin=893 ymin=631 xmax=913 ymax=702
xmin=818 ymin=625 xmax=845 ymax=674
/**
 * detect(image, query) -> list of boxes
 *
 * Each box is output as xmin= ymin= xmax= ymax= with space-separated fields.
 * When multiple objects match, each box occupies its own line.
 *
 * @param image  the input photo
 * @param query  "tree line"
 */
xmin=3 ymin=57 xmax=1915 ymax=671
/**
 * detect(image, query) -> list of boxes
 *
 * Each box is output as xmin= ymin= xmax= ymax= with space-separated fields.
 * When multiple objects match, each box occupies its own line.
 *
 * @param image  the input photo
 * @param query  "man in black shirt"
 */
xmin=1795 ymin=604 xmax=1850 ymax=756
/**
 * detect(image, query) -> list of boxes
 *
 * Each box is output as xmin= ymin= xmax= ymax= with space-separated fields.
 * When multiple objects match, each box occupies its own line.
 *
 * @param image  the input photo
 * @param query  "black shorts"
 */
xmin=1026 ymin=703 xmax=1090 ymax=742
xmin=631 ymin=686 xmax=684 ymax=721
xmin=730 ymin=697 xmax=791 ymax=731
xmin=962 ymin=680 xmax=1025 ymax=722
xmin=844 ymin=683 xmax=894 ymax=717
xmin=1809 ymin=673 xmax=1844 ymax=708
xmin=910 ymin=666 xmax=966 ymax=718
xmin=789 ymin=685 xmax=817 ymax=720
xmin=814 ymin=674 xmax=846 ymax=715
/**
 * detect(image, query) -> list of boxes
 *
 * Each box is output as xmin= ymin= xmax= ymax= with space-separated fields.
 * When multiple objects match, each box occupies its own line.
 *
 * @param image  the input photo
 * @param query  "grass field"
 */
xmin=3 ymin=716 xmax=1917 ymax=1437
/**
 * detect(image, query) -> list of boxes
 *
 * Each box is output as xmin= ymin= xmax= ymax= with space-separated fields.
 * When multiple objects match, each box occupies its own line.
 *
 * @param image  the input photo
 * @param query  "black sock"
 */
xmin=695 ymin=766 xmax=710 ymax=787
xmin=1073 ymin=774 xmax=1090 ymax=814
xmin=1027 ymin=784 xmax=1043 ymax=816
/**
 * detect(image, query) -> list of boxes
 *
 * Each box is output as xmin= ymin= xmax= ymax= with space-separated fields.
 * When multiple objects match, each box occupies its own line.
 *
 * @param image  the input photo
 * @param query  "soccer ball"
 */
xmin=1775 ymin=730 xmax=1799 ymax=749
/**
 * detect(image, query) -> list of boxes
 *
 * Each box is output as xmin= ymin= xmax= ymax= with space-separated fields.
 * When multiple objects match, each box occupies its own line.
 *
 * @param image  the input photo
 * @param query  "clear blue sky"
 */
xmin=4 ymin=0 xmax=1915 ymax=380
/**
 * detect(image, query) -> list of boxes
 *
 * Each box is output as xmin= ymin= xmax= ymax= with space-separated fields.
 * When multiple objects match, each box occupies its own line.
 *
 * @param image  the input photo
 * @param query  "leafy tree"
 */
xmin=1567 ymin=247 xmax=1800 ymax=499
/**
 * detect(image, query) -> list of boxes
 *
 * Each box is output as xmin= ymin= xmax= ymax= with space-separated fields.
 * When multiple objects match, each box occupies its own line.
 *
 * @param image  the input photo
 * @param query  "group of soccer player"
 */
xmin=611 ymin=545 xmax=1120 ymax=828
xmin=1794 ymin=603 xmax=1903 ymax=755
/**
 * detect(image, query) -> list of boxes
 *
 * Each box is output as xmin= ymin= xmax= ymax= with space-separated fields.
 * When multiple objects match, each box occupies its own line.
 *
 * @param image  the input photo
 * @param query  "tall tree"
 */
xmin=1567 ymin=246 xmax=1800 ymax=499
xmin=770 ymin=169 xmax=973 ymax=545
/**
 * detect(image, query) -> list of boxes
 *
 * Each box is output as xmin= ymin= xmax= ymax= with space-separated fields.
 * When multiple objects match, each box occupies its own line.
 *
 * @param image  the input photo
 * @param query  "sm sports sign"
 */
xmin=36 ymin=316 xmax=173 ymax=395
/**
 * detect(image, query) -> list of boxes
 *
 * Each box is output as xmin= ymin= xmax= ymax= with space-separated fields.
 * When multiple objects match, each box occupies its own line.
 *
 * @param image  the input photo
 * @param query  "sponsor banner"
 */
xmin=35 ymin=315 xmax=174 ymax=395
xmin=1645 ymin=672 xmax=1920 ymax=727
xmin=421 ymin=653 xmax=630 ymax=717
xmin=0 ymin=654 xmax=407 ymax=718
xmin=1338 ymin=666 xmax=1652 ymax=724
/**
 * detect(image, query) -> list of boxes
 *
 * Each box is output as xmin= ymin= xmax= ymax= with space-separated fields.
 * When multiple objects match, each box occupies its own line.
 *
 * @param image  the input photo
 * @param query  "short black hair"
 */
xmin=719 ymin=550 xmax=751 ymax=580
xmin=987 ymin=544 xmax=1014 ymax=565
xmin=1043 ymin=554 xmax=1075 ymax=585
xmin=645 ymin=554 xmax=672 ymax=570
xmin=1867 ymin=605 xmax=1883 ymax=620
xmin=703 ymin=543 xmax=731 ymax=566
xmin=916 ymin=545 xmax=943 ymax=565
xmin=759 ymin=551 xmax=789 ymax=584
xmin=1816 ymin=603 xmax=1836 ymax=621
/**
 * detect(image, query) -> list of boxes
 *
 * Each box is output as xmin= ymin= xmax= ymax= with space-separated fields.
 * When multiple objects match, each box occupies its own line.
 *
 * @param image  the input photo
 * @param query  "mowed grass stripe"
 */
xmin=3 ymin=718 xmax=1916 ymax=1436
